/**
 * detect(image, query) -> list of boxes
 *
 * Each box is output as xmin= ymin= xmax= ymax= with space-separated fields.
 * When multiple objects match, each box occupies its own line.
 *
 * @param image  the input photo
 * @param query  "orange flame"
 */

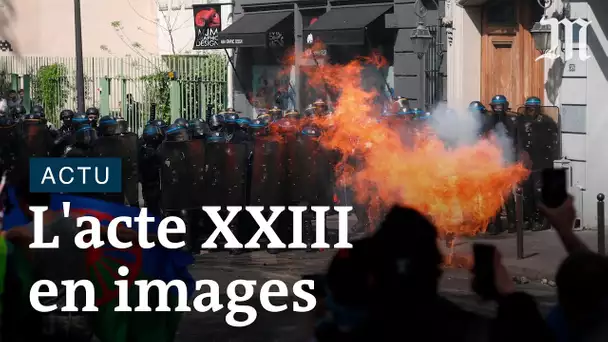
xmin=283 ymin=43 xmax=530 ymax=237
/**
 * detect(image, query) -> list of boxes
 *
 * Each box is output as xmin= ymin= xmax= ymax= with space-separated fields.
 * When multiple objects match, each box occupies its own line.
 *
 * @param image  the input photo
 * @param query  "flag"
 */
xmin=50 ymin=194 xmax=194 ymax=342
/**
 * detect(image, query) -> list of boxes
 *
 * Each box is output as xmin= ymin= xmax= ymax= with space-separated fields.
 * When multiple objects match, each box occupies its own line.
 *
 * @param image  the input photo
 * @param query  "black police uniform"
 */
xmin=139 ymin=124 xmax=164 ymax=216
xmin=481 ymin=95 xmax=519 ymax=234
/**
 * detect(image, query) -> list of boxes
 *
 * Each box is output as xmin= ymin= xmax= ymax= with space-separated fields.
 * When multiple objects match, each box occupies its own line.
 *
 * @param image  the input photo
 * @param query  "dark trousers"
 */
xmin=522 ymin=171 xmax=545 ymax=227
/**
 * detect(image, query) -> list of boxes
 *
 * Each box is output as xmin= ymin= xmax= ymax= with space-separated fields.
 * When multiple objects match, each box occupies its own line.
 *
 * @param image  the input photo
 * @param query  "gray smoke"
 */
xmin=426 ymin=103 xmax=516 ymax=163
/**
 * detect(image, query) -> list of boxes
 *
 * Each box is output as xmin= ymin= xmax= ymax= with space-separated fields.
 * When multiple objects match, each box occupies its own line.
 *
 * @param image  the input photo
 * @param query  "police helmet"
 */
xmin=392 ymin=96 xmax=411 ymax=114
xmin=208 ymin=114 xmax=224 ymax=131
xmin=396 ymin=107 xmax=415 ymax=119
xmin=72 ymin=113 xmax=90 ymax=130
xmin=174 ymin=118 xmax=188 ymax=128
xmin=86 ymin=107 xmax=100 ymax=117
xmin=60 ymin=109 xmax=75 ymax=122
xmin=416 ymin=111 xmax=432 ymax=121
xmin=165 ymin=123 xmax=189 ymax=142
xmin=268 ymin=106 xmax=283 ymax=120
xmin=524 ymin=96 xmax=541 ymax=107
xmin=468 ymin=101 xmax=487 ymax=113
xmin=24 ymin=113 xmax=41 ymax=121
xmin=149 ymin=119 xmax=167 ymax=128
xmin=312 ymin=99 xmax=328 ymax=114
xmin=31 ymin=105 xmax=44 ymax=117
xmin=116 ymin=118 xmax=129 ymax=134
xmin=74 ymin=125 xmax=98 ymax=146
xmin=224 ymin=113 xmax=239 ymax=125
xmin=13 ymin=105 xmax=27 ymax=117
xmin=248 ymin=118 xmax=267 ymax=136
xmin=285 ymin=110 xmax=300 ymax=120
xmin=206 ymin=131 xmax=226 ymax=143
xmin=235 ymin=117 xmax=251 ymax=131
xmin=257 ymin=113 xmax=272 ymax=125
xmin=142 ymin=124 xmax=164 ymax=145
xmin=301 ymin=124 xmax=321 ymax=138
xmin=98 ymin=116 xmax=118 ymax=136
xmin=490 ymin=95 xmax=509 ymax=113
xmin=188 ymin=118 xmax=209 ymax=139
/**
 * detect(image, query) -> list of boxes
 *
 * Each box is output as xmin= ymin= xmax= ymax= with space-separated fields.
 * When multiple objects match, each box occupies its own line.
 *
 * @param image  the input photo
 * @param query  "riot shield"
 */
xmin=158 ymin=139 xmax=206 ymax=211
xmin=285 ymin=136 xmax=333 ymax=206
xmin=203 ymin=143 xmax=248 ymax=207
xmin=92 ymin=134 xmax=139 ymax=205
xmin=249 ymin=138 xmax=284 ymax=206
xmin=516 ymin=106 xmax=561 ymax=170
xmin=120 ymin=133 xmax=140 ymax=206
xmin=20 ymin=121 xmax=52 ymax=158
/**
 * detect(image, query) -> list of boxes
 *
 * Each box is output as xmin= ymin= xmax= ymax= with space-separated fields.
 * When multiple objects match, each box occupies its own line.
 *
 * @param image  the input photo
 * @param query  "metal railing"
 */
xmin=0 ymin=55 xmax=227 ymax=133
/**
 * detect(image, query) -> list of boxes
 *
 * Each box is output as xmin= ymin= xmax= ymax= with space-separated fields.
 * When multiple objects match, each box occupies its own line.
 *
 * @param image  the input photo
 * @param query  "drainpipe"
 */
xmin=226 ymin=7 xmax=235 ymax=108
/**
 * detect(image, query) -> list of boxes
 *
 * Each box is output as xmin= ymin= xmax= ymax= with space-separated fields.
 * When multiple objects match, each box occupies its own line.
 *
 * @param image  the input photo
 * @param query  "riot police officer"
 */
xmin=174 ymin=118 xmax=188 ymax=129
xmin=208 ymin=114 xmax=224 ymax=132
xmin=312 ymin=99 xmax=328 ymax=116
xmin=268 ymin=106 xmax=283 ymax=121
xmin=234 ymin=117 xmax=252 ymax=143
xmin=257 ymin=112 xmax=272 ymax=126
xmin=58 ymin=109 xmax=75 ymax=136
xmin=98 ymin=116 xmax=118 ymax=136
xmin=11 ymin=105 xmax=26 ymax=121
xmin=520 ymin=96 xmax=557 ymax=231
xmin=64 ymin=124 xmax=98 ymax=157
xmin=72 ymin=113 xmax=90 ymax=131
xmin=479 ymin=95 xmax=520 ymax=234
xmin=139 ymin=124 xmax=164 ymax=216
xmin=115 ymin=117 xmax=129 ymax=134
xmin=391 ymin=96 xmax=411 ymax=115
xmin=223 ymin=112 xmax=239 ymax=142
xmin=86 ymin=107 xmax=100 ymax=128
xmin=188 ymin=118 xmax=210 ymax=139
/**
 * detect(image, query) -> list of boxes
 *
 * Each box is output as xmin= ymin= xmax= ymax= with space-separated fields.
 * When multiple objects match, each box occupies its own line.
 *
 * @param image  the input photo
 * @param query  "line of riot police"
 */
xmin=468 ymin=95 xmax=560 ymax=235
xmin=140 ymin=101 xmax=339 ymax=255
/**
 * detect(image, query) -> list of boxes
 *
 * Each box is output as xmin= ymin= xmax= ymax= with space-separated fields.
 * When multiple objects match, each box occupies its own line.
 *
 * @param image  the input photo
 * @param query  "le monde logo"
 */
xmin=536 ymin=17 xmax=592 ymax=62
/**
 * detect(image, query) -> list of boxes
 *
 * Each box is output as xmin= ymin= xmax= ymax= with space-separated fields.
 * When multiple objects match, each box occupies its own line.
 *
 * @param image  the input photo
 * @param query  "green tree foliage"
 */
xmin=31 ymin=63 xmax=70 ymax=122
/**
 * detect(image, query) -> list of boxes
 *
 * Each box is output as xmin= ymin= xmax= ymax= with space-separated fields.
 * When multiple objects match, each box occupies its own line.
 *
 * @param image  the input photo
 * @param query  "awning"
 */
xmin=458 ymin=0 xmax=499 ymax=6
xmin=303 ymin=4 xmax=393 ymax=46
xmin=217 ymin=10 xmax=293 ymax=48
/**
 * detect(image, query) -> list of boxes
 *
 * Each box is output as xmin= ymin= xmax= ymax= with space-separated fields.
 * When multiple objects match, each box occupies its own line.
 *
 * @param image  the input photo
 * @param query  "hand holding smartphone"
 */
xmin=541 ymin=168 xmax=568 ymax=208
xmin=471 ymin=243 xmax=500 ymax=301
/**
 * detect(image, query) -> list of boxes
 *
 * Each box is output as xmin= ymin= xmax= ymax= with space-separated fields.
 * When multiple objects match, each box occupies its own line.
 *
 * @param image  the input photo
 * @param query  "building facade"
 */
xmin=448 ymin=0 xmax=608 ymax=227
xmin=195 ymin=0 xmax=446 ymax=117
xmin=0 ymin=0 xmax=159 ymax=57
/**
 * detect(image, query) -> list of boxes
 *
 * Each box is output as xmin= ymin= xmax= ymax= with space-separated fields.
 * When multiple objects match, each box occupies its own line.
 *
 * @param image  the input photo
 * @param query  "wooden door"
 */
xmin=481 ymin=0 xmax=545 ymax=108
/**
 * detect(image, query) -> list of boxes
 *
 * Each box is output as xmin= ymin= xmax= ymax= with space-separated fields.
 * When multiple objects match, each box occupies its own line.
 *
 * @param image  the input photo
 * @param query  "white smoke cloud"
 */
xmin=426 ymin=102 xmax=517 ymax=163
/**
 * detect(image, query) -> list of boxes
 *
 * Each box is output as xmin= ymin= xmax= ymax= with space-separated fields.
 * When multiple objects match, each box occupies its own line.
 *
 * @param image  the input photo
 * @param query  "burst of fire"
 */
xmin=283 ymin=42 xmax=529 ymax=237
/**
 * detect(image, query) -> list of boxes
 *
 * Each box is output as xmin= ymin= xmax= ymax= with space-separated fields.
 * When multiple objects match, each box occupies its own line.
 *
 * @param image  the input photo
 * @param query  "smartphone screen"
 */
xmin=541 ymin=168 xmax=567 ymax=208
xmin=472 ymin=243 xmax=498 ymax=300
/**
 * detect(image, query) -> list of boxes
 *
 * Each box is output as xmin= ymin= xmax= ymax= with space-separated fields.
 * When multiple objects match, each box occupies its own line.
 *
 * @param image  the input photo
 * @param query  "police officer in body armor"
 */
xmin=174 ymin=118 xmax=188 ymax=129
xmin=519 ymin=96 xmax=557 ymax=231
xmin=208 ymin=114 xmax=224 ymax=132
xmin=139 ymin=124 xmax=164 ymax=216
xmin=480 ymin=95 xmax=520 ymax=234
xmin=63 ymin=124 xmax=98 ymax=157
xmin=188 ymin=118 xmax=210 ymax=139
xmin=85 ymin=107 xmax=100 ymax=129
xmin=222 ymin=111 xmax=240 ymax=142
xmin=11 ymin=105 xmax=26 ymax=121
xmin=58 ymin=109 xmax=75 ymax=136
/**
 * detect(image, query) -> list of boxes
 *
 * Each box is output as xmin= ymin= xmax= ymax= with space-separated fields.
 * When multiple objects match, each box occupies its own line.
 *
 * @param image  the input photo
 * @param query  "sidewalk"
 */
xmin=444 ymin=230 xmax=601 ymax=280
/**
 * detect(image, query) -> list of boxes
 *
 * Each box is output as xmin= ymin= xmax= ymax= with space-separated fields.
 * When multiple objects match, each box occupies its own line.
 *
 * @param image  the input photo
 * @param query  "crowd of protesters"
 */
xmin=310 ymin=196 xmax=608 ymax=342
